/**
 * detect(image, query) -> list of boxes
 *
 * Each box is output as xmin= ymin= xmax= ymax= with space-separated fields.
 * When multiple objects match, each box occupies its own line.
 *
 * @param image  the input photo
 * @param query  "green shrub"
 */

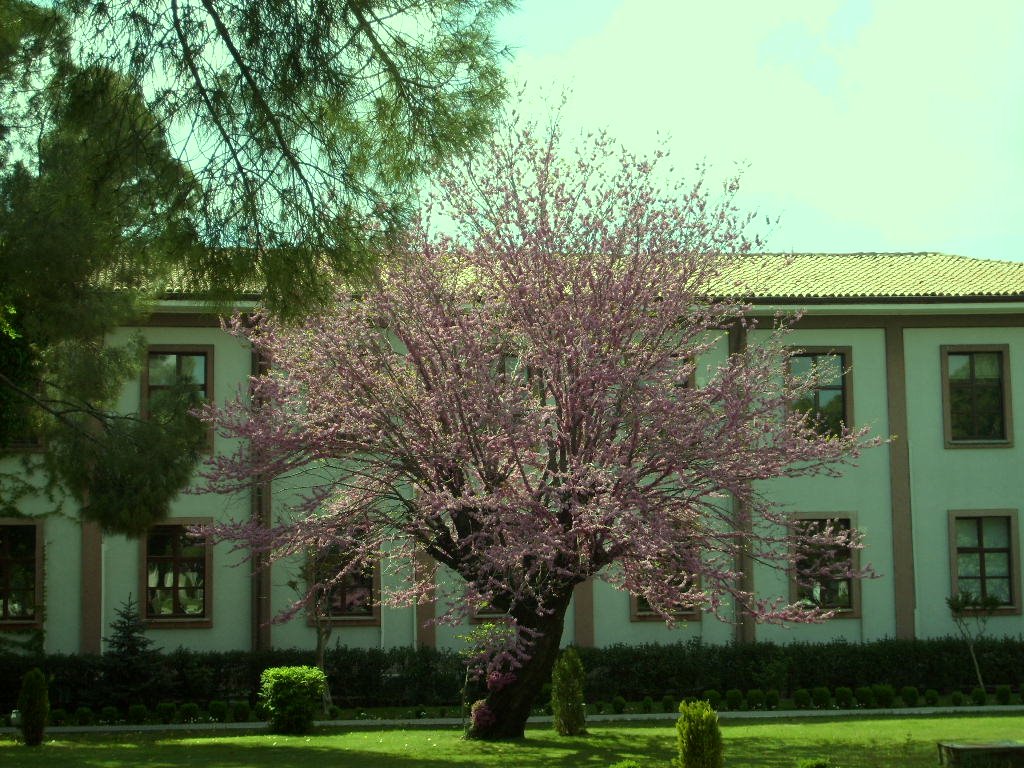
xmin=924 ymin=688 xmax=940 ymax=706
xmin=995 ymin=685 xmax=1012 ymax=705
xmin=746 ymin=689 xmax=765 ymax=710
xmin=900 ymin=686 xmax=919 ymax=707
xmin=259 ymin=666 xmax=327 ymax=735
xmin=854 ymin=686 xmax=874 ymax=708
xmin=970 ymin=687 xmax=987 ymax=706
xmin=49 ymin=708 xmax=67 ymax=727
xmin=127 ymin=704 xmax=149 ymax=724
xmin=609 ymin=761 xmax=642 ymax=768
xmin=17 ymin=668 xmax=49 ymax=747
xmin=100 ymin=705 xmax=119 ymax=724
xmin=640 ymin=695 xmax=654 ymax=713
xmin=676 ymin=700 xmax=723 ymax=768
xmin=951 ymin=690 xmax=965 ymax=706
xmin=871 ymin=684 xmax=895 ymax=708
xmin=155 ymin=702 xmax=177 ymax=723
xmin=230 ymin=701 xmax=251 ymax=723
xmin=834 ymin=686 xmax=854 ymax=709
xmin=725 ymin=688 xmax=743 ymax=711
xmin=793 ymin=688 xmax=811 ymax=709
xmin=611 ymin=695 xmax=627 ymax=714
xmin=662 ymin=693 xmax=677 ymax=712
xmin=74 ymin=706 xmax=94 ymax=726
xmin=811 ymin=686 xmax=831 ymax=709
xmin=593 ymin=700 xmax=606 ymax=714
xmin=551 ymin=647 xmax=587 ymax=736
xmin=178 ymin=702 xmax=201 ymax=723
xmin=701 ymin=689 xmax=721 ymax=710
xmin=208 ymin=700 xmax=228 ymax=722
xmin=765 ymin=689 xmax=780 ymax=710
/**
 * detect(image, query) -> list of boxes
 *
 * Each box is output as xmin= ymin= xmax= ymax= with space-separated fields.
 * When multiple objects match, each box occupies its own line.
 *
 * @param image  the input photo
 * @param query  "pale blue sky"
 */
xmin=494 ymin=1 xmax=1024 ymax=261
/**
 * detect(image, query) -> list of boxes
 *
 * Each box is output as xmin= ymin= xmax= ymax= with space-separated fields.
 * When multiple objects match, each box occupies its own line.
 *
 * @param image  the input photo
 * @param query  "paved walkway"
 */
xmin=2 ymin=704 xmax=1023 ymax=735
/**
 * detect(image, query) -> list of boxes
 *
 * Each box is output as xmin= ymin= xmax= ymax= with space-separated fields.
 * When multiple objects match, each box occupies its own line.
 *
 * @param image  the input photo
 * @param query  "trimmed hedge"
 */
xmin=1 ymin=636 xmax=1023 ymax=713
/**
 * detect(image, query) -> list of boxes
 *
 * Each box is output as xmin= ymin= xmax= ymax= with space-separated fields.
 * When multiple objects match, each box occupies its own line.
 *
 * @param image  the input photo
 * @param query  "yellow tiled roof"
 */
xmin=717 ymin=253 xmax=1024 ymax=302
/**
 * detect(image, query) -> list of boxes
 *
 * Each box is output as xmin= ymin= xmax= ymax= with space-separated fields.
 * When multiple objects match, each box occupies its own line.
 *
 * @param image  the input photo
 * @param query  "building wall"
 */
xmin=7 ymin=307 xmax=1024 ymax=653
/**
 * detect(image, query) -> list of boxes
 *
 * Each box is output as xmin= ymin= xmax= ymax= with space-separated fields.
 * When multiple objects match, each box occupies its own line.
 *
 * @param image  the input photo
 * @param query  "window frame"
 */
xmin=0 ymin=518 xmax=44 ymax=630
xmin=140 ymin=345 xmax=215 ymax=449
xmin=788 ymin=513 xmax=861 ymax=619
xmin=305 ymin=556 xmax=381 ymax=628
xmin=140 ymin=517 xmax=214 ymax=629
xmin=786 ymin=346 xmax=854 ymax=436
xmin=947 ymin=509 xmax=1021 ymax=615
xmin=940 ymin=345 xmax=1013 ymax=449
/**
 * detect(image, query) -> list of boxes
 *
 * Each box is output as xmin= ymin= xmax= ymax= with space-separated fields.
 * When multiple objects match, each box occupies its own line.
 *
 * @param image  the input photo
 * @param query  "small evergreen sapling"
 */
xmin=102 ymin=595 xmax=163 ymax=709
xmin=676 ymin=700 xmax=724 ymax=768
xmin=17 ymin=667 xmax=49 ymax=747
xmin=551 ymin=647 xmax=587 ymax=736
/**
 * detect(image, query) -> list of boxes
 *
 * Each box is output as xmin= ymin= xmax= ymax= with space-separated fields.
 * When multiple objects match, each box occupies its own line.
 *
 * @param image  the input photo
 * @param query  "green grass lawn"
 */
xmin=0 ymin=714 xmax=1020 ymax=767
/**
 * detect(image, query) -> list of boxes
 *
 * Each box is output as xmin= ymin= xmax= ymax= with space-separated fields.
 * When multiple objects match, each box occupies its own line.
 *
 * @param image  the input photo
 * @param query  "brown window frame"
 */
xmin=941 ymin=345 xmax=1013 ymax=448
xmin=787 ymin=347 xmax=854 ymax=436
xmin=306 ymin=554 xmax=381 ymax=628
xmin=789 ymin=514 xmax=861 ymax=619
xmin=140 ymin=345 xmax=215 ymax=449
xmin=0 ymin=519 xmax=43 ymax=630
xmin=140 ymin=518 xmax=214 ymax=628
xmin=629 ymin=592 xmax=701 ymax=623
xmin=948 ymin=509 xmax=1021 ymax=615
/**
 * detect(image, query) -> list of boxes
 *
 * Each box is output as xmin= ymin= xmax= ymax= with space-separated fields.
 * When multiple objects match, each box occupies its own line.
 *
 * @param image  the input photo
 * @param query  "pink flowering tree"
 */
xmin=201 ymin=117 xmax=877 ymax=739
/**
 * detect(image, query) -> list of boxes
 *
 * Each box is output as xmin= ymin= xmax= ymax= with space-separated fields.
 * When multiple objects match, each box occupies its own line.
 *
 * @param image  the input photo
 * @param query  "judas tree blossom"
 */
xmin=200 ymin=117 xmax=878 ymax=739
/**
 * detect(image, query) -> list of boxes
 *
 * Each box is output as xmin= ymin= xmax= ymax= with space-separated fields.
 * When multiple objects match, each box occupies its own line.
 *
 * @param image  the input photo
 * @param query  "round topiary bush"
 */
xmin=725 ymin=689 xmax=744 ymax=711
xmin=746 ymin=689 xmax=765 ymax=710
xmin=900 ymin=686 xmax=919 ymax=707
xmin=995 ymin=685 xmax=1012 ymax=705
xmin=611 ymin=695 xmax=627 ymax=715
xmin=924 ymin=689 xmax=940 ymax=706
xmin=854 ymin=686 xmax=875 ymax=709
xmin=259 ymin=666 xmax=328 ymax=735
xmin=127 ymin=704 xmax=149 ymax=724
xmin=811 ymin=687 xmax=831 ymax=710
xmin=834 ymin=686 xmax=854 ymax=709
xmin=793 ymin=688 xmax=811 ymax=709
xmin=17 ymin=667 xmax=49 ymax=747
xmin=970 ymin=687 xmax=987 ymax=706
xmin=951 ymin=690 xmax=965 ymax=706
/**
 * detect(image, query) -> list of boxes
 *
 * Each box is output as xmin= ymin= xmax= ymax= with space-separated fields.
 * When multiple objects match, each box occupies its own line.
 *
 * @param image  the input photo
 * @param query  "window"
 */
xmin=791 ymin=516 xmax=858 ymax=616
xmin=949 ymin=511 xmax=1019 ymax=611
xmin=0 ymin=521 xmax=42 ymax=627
xmin=142 ymin=345 xmax=214 ymax=448
xmin=308 ymin=548 xmax=380 ymax=626
xmin=142 ymin=521 xmax=212 ymax=626
xmin=788 ymin=348 xmax=852 ymax=436
xmin=629 ymin=593 xmax=700 ymax=622
xmin=942 ymin=346 xmax=1012 ymax=446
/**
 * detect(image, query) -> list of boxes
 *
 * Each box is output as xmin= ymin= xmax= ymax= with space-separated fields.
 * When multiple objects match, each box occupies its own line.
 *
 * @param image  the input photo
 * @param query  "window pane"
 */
xmin=815 ymin=355 xmax=844 ymax=387
xmin=180 ymin=536 xmax=206 ymax=559
xmin=817 ymin=390 xmax=845 ymax=434
xmin=147 ymin=529 xmax=175 ymax=556
xmin=179 ymin=355 xmax=207 ymax=386
xmin=948 ymin=386 xmax=972 ymax=440
xmin=956 ymin=518 xmax=980 ymax=547
xmin=974 ymin=353 xmax=1001 ymax=380
xmin=982 ymin=517 xmax=1010 ymax=548
xmin=148 ymin=588 xmax=175 ymax=615
xmin=789 ymin=355 xmax=813 ymax=379
xmin=7 ymin=527 xmax=35 ymax=558
xmin=6 ymin=591 xmax=33 ymax=618
xmin=148 ymin=354 xmax=178 ymax=386
xmin=987 ymin=578 xmax=1012 ymax=604
xmin=957 ymin=553 xmax=981 ymax=577
xmin=957 ymin=577 xmax=981 ymax=598
xmin=984 ymin=552 xmax=1010 ymax=577
xmin=973 ymin=384 xmax=1005 ymax=440
xmin=179 ymin=589 xmax=205 ymax=616
xmin=179 ymin=563 xmax=205 ymax=588
xmin=947 ymin=354 xmax=972 ymax=381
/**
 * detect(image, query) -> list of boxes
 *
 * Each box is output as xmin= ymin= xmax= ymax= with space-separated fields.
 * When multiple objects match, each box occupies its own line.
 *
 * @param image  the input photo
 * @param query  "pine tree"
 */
xmin=102 ymin=595 xmax=164 ymax=709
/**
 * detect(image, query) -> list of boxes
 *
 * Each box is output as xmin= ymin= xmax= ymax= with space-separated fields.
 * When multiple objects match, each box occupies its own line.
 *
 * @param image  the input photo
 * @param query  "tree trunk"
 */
xmin=466 ymin=589 xmax=574 ymax=740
